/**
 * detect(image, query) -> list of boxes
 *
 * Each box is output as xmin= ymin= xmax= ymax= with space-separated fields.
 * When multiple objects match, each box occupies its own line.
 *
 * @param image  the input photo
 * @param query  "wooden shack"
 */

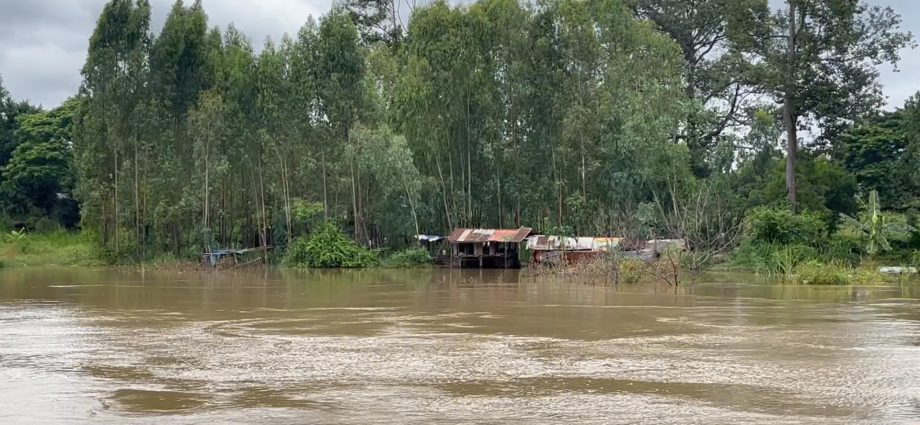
xmin=526 ymin=236 xmax=621 ymax=266
xmin=415 ymin=234 xmax=450 ymax=265
xmin=448 ymin=228 xmax=532 ymax=268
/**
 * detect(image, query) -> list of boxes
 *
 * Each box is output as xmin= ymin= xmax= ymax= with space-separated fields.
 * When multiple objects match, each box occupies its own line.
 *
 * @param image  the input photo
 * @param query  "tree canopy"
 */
xmin=0 ymin=0 xmax=916 ymax=264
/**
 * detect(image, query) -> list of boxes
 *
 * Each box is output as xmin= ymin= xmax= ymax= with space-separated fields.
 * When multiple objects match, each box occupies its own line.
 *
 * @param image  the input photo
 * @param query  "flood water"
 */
xmin=0 ymin=267 xmax=918 ymax=424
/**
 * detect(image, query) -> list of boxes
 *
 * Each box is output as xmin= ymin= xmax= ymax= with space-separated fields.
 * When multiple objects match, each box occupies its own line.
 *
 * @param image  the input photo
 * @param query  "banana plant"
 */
xmin=840 ymin=190 xmax=915 ymax=255
xmin=6 ymin=229 xmax=27 ymax=243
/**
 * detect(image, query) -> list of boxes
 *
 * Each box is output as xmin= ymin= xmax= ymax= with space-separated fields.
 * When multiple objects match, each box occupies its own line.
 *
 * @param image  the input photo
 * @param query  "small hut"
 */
xmin=527 ymin=236 xmax=621 ymax=265
xmin=415 ymin=234 xmax=450 ymax=265
xmin=448 ymin=228 xmax=532 ymax=268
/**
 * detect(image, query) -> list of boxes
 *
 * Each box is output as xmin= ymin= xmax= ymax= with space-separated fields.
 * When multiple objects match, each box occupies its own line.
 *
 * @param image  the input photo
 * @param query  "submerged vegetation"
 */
xmin=791 ymin=262 xmax=880 ymax=286
xmin=0 ymin=0 xmax=918 ymax=282
xmin=281 ymin=224 xmax=433 ymax=269
xmin=382 ymin=248 xmax=433 ymax=268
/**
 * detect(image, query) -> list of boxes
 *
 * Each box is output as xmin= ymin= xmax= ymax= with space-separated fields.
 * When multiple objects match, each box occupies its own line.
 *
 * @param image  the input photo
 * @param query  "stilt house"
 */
xmin=448 ymin=228 xmax=532 ymax=268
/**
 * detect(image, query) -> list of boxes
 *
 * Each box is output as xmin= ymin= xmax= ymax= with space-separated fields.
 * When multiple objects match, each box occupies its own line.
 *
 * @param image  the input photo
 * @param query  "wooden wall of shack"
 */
xmin=448 ymin=228 xmax=532 ymax=269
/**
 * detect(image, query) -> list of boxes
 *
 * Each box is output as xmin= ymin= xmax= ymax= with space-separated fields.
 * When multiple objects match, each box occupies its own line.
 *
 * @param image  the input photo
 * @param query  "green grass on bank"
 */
xmin=789 ymin=261 xmax=882 ymax=285
xmin=1 ymin=226 xmax=436 ymax=271
xmin=0 ymin=224 xmax=912 ymax=287
xmin=0 ymin=230 xmax=106 ymax=267
xmin=720 ymin=242 xmax=917 ymax=285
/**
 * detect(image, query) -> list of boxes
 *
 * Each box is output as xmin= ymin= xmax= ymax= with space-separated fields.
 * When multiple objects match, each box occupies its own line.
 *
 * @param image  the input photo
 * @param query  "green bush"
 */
xmin=282 ymin=236 xmax=312 ymax=267
xmin=733 ymin=221 xmax=863 ymax=273
xmin=383 ymin=248 xmax=432 ymax=268
xmin=745 ymin=207 xmax=827 ymax=246
xmin=818 ymin=233 xmax=863 ymax=266
xmin=771 ymin=244 xmax=818 ymax=275
xmin=731 ymin=242 xmax=818 ymax=275
xmin=282 ymin=222 xmax=377 ymax=268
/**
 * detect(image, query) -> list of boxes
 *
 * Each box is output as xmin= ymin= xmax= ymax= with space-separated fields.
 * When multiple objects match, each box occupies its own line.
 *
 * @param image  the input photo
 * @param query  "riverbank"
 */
xmin=523 ymin=249 xmax=920 ymax=286
xmin=0 ymin=231 xmax=105 ymax=268
xmin=0 ymin=230 xmax=435 ymax=271
xmin=3 ymin=230 xmax=917 ymax=287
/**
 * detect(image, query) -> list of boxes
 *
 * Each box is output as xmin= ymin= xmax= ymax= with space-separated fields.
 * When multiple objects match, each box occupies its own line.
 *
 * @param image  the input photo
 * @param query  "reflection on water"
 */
xmin=0 ymin=267 xmax=918 ymax=424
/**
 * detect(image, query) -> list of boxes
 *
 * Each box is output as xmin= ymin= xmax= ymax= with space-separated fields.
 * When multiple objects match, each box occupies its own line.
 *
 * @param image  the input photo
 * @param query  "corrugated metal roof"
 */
xmin=645 ymin=239 xmax=686 ymax=252
xmin=527 ymin=236 xmax=622 ymax=251
xmin=448 ymin=228 xmax=533 ymax=243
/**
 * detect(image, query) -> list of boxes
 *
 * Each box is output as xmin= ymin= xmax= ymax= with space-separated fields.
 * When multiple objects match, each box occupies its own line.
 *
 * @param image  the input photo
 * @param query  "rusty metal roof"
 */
xmin=448 ymin=228 xmax=533 ymax=243
xmin=526 ymin=236 xmax=622 ymax=251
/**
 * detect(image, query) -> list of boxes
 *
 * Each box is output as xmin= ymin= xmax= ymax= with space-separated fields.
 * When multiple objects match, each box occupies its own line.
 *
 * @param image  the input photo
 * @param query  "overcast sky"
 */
xmin=0 ymin=0 xmax=917 ymax=109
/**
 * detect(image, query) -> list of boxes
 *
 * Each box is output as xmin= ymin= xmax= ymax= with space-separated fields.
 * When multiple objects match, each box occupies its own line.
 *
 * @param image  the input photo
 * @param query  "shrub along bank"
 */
xmin=727 ymin=199 xmax=919 ymax=284
xmin=282 ymin=222 xmax=379 ymax=268
xmin=281 ymin=222 xmax=434 ymax=269
xmin=3 ymin=200 xmax=916 ymax=286
xmin=381 ymin=248 xmax=433 ymax=268
xmin=0 ymin=221 xmax=432 ymax=270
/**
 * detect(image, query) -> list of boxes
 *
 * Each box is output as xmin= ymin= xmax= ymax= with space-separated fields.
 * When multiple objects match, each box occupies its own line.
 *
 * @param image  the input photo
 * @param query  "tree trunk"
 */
xmin=134 ymin=130 xmax=141 ymax=262
xmin=360 ymin=172 xmax=370 ymax=245
xmin=402 ymin=177 xmax=421 ymax=243
xmin=321 ymin=150 xmax=329 ymax=220
xmin=552 ymin=147 xmax=562 ymax=228
xmin=784 ymin=0 xmax=798 ymax=211
xmin=348 ymin=129 xmax=361 ymax=243
xmin=496 ymin=165 xmax=502 ymax=228
xmin=142 ymin=144 xmax=148 ymax=263
xmin=436 ymin=155 xmax=452 ymax=230
xmin=114 ymin=146 xmax=119 ymax=255
xmin=466 ymin=91 xmax=473 ymax=226
xmin=581 ymin=139 xmax=586 ymax=199
xmin=204 ymin=123 xmax=210 ymax=230
xmin=783 ymin=96 xmax=797 ymax=210
xmin=258 ymin=156 xmax=268 ymax=248
xmin=447 ymin=131 xmax=457 ymax=227
xmin=285 ymin=155 xmax=292 ymax=243
xmin=275 ymin=144 xmax=292 ymax=244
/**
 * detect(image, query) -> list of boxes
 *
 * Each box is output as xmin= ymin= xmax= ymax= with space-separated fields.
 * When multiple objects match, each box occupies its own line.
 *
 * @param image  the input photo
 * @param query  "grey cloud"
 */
xmin=0 ymin=0 xmax=332 ymax=107
xmin=0 ymin=0 xmax=104 ymax=107
xmin=0 ymin=0 xmax=917 ymax=109
xmin=878 ymin=0 xmax=920 ymax=107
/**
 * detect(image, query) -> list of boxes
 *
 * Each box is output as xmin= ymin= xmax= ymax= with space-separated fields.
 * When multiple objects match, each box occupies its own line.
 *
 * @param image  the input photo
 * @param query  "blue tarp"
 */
xmin=206 ymin=249 xmax=247 ymax=266
xmin=415 ymin=235 xmax=445 ymax=243
xmin=205 ymin=247 xmax=271 ymax=266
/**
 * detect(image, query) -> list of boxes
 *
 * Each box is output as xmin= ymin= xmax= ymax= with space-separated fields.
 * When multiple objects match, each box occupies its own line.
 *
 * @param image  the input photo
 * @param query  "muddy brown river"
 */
xmin=0 ymin=267 xmax=918 ymax=424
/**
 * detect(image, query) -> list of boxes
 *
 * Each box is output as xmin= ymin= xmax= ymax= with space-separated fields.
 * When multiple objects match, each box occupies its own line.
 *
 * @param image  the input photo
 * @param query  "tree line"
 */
xmin=0 ymin=0 xmax=915 ymax=263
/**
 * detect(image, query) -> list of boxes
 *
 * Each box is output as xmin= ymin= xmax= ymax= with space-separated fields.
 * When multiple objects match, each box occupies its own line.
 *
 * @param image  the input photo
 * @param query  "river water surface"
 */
xmin=1 ymin=267 xmax=918 ymax=424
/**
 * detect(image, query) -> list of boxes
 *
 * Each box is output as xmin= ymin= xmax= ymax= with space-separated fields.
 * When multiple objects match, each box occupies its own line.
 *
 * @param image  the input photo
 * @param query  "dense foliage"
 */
xmin=745 ymin=207 xmax=826 ymax=246
xmin=1 ymin=0 xmax=918 ymax=269
xmin=383 ymin=248 xmax=433 ymax=268
xmin=283 ymin=222 xmax=377 ymax=268
xmin=1 ymin=100 xmax=80 ymax=229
